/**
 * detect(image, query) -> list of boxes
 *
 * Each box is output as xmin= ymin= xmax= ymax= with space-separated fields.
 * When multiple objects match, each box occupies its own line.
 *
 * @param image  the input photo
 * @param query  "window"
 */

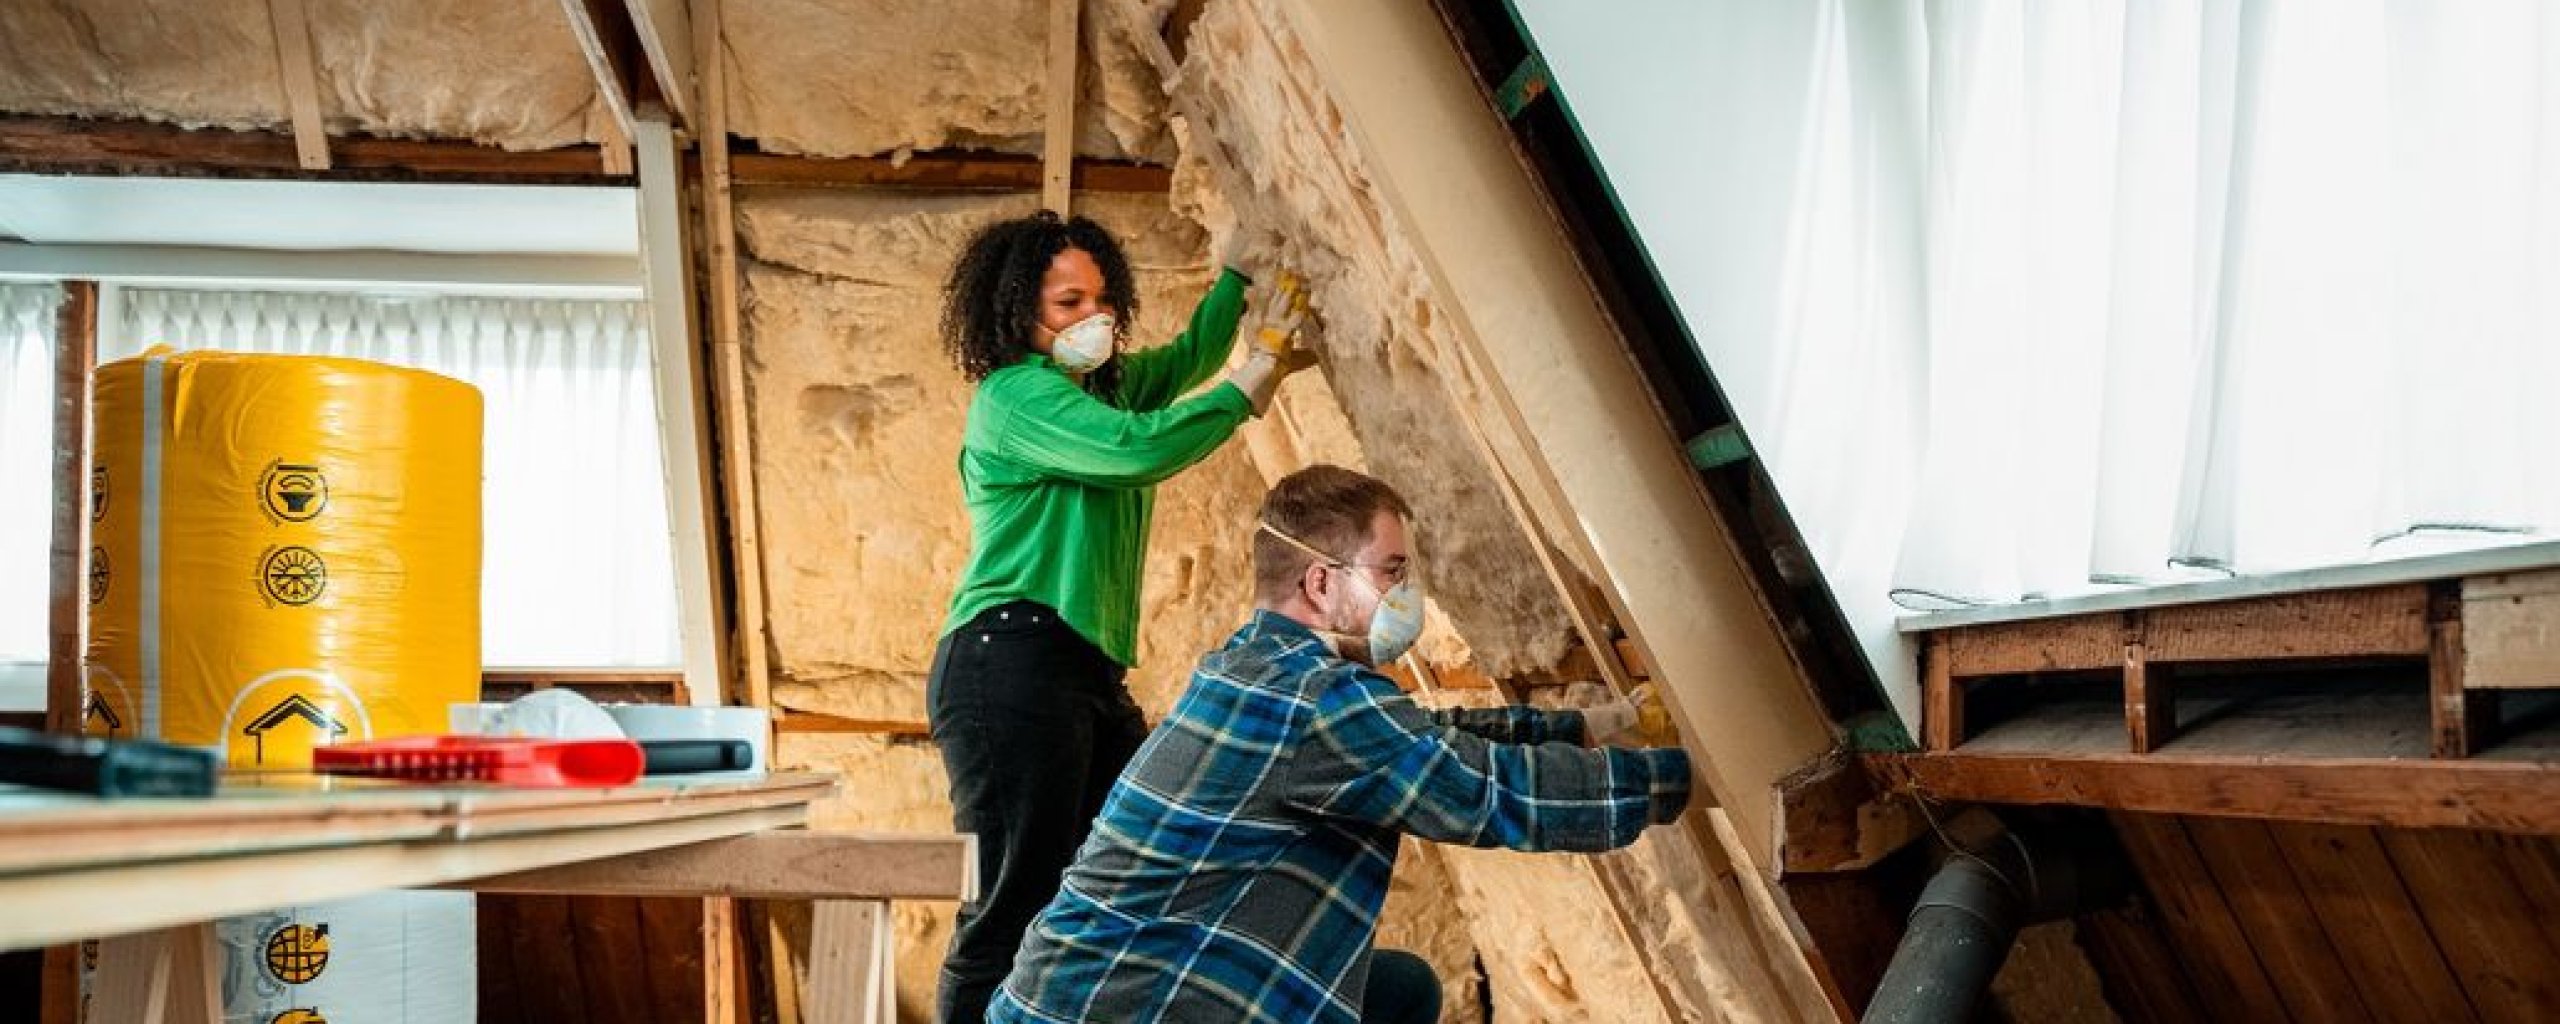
xmin=0 ymin=283 xmax=60 ymax=709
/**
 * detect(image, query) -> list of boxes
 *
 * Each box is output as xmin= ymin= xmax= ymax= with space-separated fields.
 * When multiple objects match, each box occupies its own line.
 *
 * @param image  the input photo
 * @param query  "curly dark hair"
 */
xmin=940 ymin=210 xmax=1140 ymax=402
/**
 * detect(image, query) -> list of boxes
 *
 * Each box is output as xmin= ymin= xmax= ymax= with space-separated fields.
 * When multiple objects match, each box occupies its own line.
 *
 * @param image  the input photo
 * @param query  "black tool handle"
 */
xmin=0 ymin=726 xmax=220 ymax=797
xmin=637 ymin=739 xmax=755 ymax=775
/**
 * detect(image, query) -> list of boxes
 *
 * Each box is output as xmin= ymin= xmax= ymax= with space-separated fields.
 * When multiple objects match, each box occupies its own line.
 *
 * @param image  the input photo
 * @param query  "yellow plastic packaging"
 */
xmin=85 ymin=349 xmax=483 ymax=770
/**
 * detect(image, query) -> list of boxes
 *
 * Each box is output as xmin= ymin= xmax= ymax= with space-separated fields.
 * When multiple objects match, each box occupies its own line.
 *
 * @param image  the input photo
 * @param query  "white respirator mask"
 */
xmin=1260 ymin=521 xmax=1426 ymax=667
xmin=1047 ymin=312 xmax=1117 ymax=374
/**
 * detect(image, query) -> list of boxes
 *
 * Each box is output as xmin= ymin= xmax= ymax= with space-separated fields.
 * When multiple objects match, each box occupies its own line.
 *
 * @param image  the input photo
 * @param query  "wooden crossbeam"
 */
xmin=1871 ymin=751 xmax=2560 ymax=836
xmin=261 ymin=0 xmax=330 ymax=170
xmin=559 ymin=0 xmax=644 ymax=175
xmin=0 ymin=115 xmax=616 ymax=183
xmin=454 ymin=832 xmax=976 ymax=901
xmin=718 ymin=150 xmax=1172 ymax=192
xmin=623 ymin=0 xmax=696 ymax=123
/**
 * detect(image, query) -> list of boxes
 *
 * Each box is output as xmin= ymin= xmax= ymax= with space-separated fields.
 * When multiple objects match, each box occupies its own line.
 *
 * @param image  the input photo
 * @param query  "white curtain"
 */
xmin=1891 ymin=0 xmax=2560 ymax=607
xmin=0 ymin=284 xmax=61 ymax=670
xmin=113 ymin=288 xmax=680 ymax=668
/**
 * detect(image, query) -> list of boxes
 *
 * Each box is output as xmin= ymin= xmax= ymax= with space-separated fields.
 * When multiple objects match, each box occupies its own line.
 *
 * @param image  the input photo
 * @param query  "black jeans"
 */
xmin=929 ymin=600 xmax=1149 ymax=1024
xmin=1363 ymin=949 xmax=1444 ymax=1024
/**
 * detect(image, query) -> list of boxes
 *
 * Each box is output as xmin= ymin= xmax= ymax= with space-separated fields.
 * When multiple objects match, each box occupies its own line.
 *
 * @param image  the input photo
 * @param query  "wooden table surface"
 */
xmin=0 ymin=771 xmax=837 ymax=949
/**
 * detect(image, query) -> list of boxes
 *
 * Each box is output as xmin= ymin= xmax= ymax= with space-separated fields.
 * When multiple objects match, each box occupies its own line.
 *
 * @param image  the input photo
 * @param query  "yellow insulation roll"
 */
xmin=85 ymin=349 xmax=482 ymax=770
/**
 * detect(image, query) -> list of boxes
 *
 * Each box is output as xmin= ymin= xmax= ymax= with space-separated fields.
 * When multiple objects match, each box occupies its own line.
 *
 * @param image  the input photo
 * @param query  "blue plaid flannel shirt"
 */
xmin=989 ymin=610 xmax=1692 ymax=1023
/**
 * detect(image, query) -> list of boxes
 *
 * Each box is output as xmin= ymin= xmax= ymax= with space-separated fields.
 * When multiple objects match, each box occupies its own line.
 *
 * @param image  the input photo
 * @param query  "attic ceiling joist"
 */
xmin=0 ymin=115 xmax=618 ymax=185
xmin=558 ymin=0 xmax=646 ymax=175
xmin=260 ymin=0 xmax=329 ymax=170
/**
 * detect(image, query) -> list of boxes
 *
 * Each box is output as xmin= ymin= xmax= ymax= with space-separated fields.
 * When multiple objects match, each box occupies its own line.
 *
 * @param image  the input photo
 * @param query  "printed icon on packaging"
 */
xmin=259 ymin=546 xmax=328 ymax=606
xmin=262 ymin=923 xmax=330 ymax=984
xmin=90 ymin=465 xmax=107 ymax=522
xmin=260 ymin=460 xmax=329 ymax=524
xmin=88 ymin=546 xmax=107 ymax=605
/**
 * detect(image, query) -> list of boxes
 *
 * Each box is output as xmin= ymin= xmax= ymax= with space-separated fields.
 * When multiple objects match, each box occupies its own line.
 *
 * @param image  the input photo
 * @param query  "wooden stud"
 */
xmin=46 ymin=281 xmax=97 ymax=737
xmin=1042 ymin=0 xmax=1080 ymax=215
xmin=1872 ymin=751 xmax=2560 ymax=836
xmin=634 ymin=113 xmax=726 ymax=706
xmin=1921 ymin=634 xmax=1961 ymax=752
xmin=691 ymin=0 xmax=771 ymax=713
xmin=2430 ymin=585 xmax=2496 ymax=759
xmin=2267 ymin=823 xmax=2475 ymax=1024
xmin=806 ymin=900 xmax=895 ymax=1024
xmin=2181 ymin=816 xmax=2376 ymax=1022
xmin=262 ymin=0 xmax=330 ymax=170
xmin=2124 ymin=640 xmax=2172 ymax=754
xmin=2108 ymin=813 xmax=2293 ymax=1021
xmin=705 ymin=895 xmax=742 ymax=1024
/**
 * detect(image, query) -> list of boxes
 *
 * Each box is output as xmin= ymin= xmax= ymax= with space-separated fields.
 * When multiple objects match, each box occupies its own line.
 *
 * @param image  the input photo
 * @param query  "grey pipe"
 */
xmin=1861 ymin=826 xmax=2123 ymax=1024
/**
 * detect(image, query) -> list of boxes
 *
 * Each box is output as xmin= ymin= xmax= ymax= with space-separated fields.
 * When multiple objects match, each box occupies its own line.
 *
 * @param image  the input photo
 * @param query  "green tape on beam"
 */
xmin=1684 ymin=424 xmax=1751 ymax=470
xmin=1495 ymin=55 xmax=1550 ymax=120
xmin=1844 ymin=710 xmax=1916 ymax=754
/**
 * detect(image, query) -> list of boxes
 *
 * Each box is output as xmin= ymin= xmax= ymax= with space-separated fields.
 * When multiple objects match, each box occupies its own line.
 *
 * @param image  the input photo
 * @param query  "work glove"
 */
xmin=1226 ymin=271 xmax=1320 ymax=414
xmin=1571 ymin=682 xmax=1665 ymax=747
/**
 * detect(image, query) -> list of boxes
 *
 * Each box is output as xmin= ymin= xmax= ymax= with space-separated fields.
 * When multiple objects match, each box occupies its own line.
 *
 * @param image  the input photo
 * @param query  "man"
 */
xmin=989 ymin=464 xmax=1688 ymax=1023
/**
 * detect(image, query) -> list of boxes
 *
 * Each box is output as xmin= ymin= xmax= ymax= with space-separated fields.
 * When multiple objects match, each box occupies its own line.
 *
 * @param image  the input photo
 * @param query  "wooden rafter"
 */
xmin=1043 ymin=0 xmax=1081 ymax=214
xmin=622 ymin=0 xmax=696 ymax=123
xmin=261 ymin=0 xmax=330 ymax=169
xmin=558 ymin=0 xmax=643 ymax=175
xmin=721 ymin=150 xmax=1171 ymax=192
xmin=45 ymin=281 xmax=97 ymax=738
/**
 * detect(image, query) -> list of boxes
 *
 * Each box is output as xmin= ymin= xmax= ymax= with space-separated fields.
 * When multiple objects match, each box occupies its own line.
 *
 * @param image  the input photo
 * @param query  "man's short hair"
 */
xmin=1253 ymin=464 xmax=1413 ymax=607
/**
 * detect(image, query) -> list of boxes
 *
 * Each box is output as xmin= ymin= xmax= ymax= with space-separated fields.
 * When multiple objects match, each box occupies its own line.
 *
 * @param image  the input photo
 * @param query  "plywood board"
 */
xmin=2463 ymin=569 xmax=2560 ymax=689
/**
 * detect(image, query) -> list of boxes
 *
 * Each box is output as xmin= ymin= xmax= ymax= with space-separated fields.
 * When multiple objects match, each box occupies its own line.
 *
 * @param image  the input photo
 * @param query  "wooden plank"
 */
xmin=2267 ymin=823 xmax=2477 ymax=1024
xmin=1872 ymin=751 xmax=2560 ymax=836
xmin=2488 ymin=834 xmax=2560 ymax=982
xmin=45 ymin=281 xmax=96 ymax=737
xmin=621 ymin=0 xmax=694 ymax=123
xmin=1771 ymin=754 xmax=1924 ymax=874
xmin=456 ymin=832 xmax=976 ymax=901
xmin=689 ymin=0 xmax=772 ymax=712
xmin=2180 ymin=816 xmax=2374 ymax=1022
xmin=1944 ymin=616 xmax=2124 ymax=676
xmin=477 ymin=896 xmax=525 ymax=1021
xmin=805 ymin=900 xmax=893 ymax=1024
xmin=2379 ymin=828 xmax=2560 ymax=1021
xmin=2073 ymin=902 xmax=2213 ymax=1024
xmin=2433 ymin=612 xmax=2492 ymax=759
xmin=511 ymin=895 xmax=593 ymax=1024
xmin=1042 ymin=0 xmax=1080 ymax=214
xmin=0 ymin=114 xmax=616 ymax=183
xmin=2464 ymin=568 xmax=2560 ymax=689
xmin=2147 ymin=585 xmax=2431 ymax=663
xmin=2107 ymin=813 xmax=2292 ymax=1021
xmin=1922 ymin=634 xmax=1961 ymax=751
xmin=2125 ymin=641 xmax=2172 ymax=753
xmin=262 ymin=0 xmax=330 ymax=170
xmin=634 ymin=114 xmax=726 ymax=706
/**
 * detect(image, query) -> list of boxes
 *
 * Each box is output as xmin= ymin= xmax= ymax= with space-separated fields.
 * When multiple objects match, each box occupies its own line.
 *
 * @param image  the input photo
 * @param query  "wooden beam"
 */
xmin=261 ymin=0 xmax=330 ymax=170
xmin=692 ymin=0 xmax=770 ymax=712
xmin=622 ymin=0 xmax=695 ymax=123
xmin=46 ymin=281 xmax=97 ymax=737
xmin=1043 ymin=0 xmax=1080 ymax=214
xmin=2432 ymin=584 xmax=2495 ymax=758
xmin=1921 ymin=634 xmax=1960 ymax=751
xmin=1770 ymin=753 xmax=1924 ymax=874
xmin=1873 ymin=751 xmax=2560 ymax=836
xmin=805 ymin=901 xmax=896 ymax=1024
xmin=2125 ymin=640 xmax=2171 ymax=753
xmin=717 ymin=150 xmax=1171 ymax=192
xmin=559 ymin=0 xmax=643 ymax=150
xmin=0 ymin=114 xmax=615 ymax=184
xmin=454 ymin=832 xmax=975 ymax=901
xmin=704 ymin=895 xmax=741 ymax=1024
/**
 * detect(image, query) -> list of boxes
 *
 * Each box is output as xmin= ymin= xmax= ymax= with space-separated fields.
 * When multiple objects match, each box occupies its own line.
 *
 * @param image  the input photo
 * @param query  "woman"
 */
xmin=929 ymin=211 xmax=1306 ymax=1024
